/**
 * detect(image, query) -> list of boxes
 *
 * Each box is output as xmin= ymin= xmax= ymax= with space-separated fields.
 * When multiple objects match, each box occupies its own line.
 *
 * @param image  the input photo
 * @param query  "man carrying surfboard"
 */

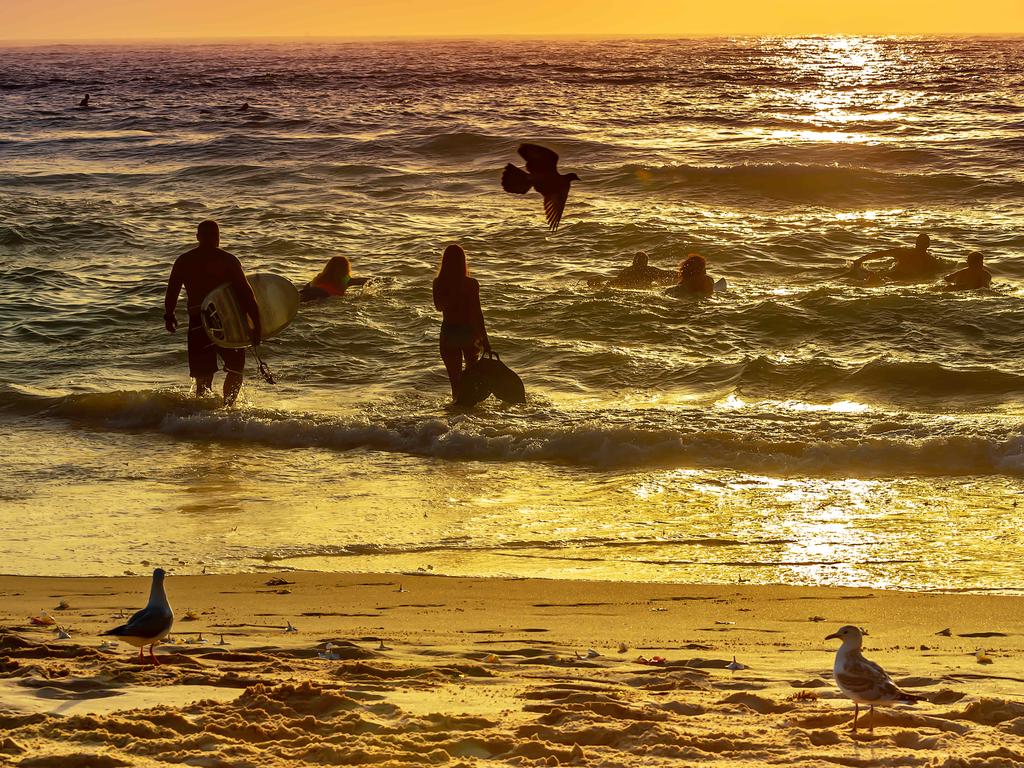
xmin=163 ymin=220 xmax=261 ymax=406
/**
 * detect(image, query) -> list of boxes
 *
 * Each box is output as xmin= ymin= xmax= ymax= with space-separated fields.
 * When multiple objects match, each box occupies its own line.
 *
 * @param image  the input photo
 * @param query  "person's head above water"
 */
xmin=318 ymin=256 xmax=351 ymax=285
xmin=631 ymin=251 xmax=649 ymax=269
xmin=915 ymin=232 xmax=930 ymax=251
xmin=437 ymin=244 xmax=468 ymax=283
xmin=196 ymin=220 xmax=220 ymax=248
xmin=967 ymin=251 xmax=984 ymax=268
xmin=679 ymin=254 xmax=707 ymax=281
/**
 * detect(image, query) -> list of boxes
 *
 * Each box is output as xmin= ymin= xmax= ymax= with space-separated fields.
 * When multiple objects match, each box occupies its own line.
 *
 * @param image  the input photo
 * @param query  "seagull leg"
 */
xmin=852 ymin=702 xmax=859 ymax=731
xmin=149 ymin=644 xmax=160 ymax=666
xmin=138 ymin=646 xmax=144 ymax=665
xmin=869 ymin=705 xmax=874 ymax=732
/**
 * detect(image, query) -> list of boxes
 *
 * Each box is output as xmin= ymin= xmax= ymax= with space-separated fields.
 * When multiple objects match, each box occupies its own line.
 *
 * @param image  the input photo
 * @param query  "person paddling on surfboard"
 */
xmin=943 ymin=251 xmax=992 ymax=291
xmin=164 ymin=220 xmax=261 ymax=406
xmin=589 ymin=251 xmax=676 ymax=289
xmin=665 ymin=254 xmax=716 ymax=297
xmin=299 ymin=256 xmax=370 ymax=302
xmin=432 ymin=244 xmax=490 ymax=399
xmin=851 ymin=232 xmax=941 ymax=282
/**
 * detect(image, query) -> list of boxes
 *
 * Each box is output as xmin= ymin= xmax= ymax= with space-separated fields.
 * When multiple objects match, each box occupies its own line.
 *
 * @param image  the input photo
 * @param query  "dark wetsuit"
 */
xmin=164 ymin=246 xmax=259 ymax=378
xmin=665 ymin=275 xmax=715 ymax=297
xmin=608 ymin=265 xmax=675 ymax=289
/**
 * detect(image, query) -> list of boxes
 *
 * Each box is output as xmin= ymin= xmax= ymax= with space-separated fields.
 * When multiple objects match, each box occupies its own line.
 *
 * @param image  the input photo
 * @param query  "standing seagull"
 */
xmin=826 ymin=625 xmax=921 ymax=731
xmin=102 ymin=568 xmax=174 ymax=666
xmin=501 ymin=143 xmax=579 ymax=231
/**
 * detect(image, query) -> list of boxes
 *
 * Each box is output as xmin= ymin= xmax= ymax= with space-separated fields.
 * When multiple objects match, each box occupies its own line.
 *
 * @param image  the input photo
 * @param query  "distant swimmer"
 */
xmin=943 ymin=251 xmax=992 ymax=291
xmin=851 ymin=232 xmax=941 ymax=282
xmin=501 ymin=143 xmax=579 ymax=231
xmin=665 ymin=254 xmax=716 ymax=298
xmin=432 ymin=244 xmax=490 ymax=398
xmin=589 ymin=251 xmax=676 ymax=289
xmin=164 ymin=220 xmax=262 ymax=406
xmin=78 ymin=94 xmax=90 ymax=108
xmin=299 ymin=256 xmax=369 ymax=301
xmin=239 ymin=102 xmax=250 ymax=111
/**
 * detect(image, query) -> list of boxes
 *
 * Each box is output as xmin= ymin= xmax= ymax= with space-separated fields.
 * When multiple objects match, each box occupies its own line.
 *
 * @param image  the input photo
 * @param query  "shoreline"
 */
xmin=2 ymin=571 xmax=1022 ymax=765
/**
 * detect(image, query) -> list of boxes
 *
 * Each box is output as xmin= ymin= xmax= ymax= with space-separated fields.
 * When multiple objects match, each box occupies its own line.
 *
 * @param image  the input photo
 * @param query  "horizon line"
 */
xmin=2 ymin=32 xmax=1024 ymax=46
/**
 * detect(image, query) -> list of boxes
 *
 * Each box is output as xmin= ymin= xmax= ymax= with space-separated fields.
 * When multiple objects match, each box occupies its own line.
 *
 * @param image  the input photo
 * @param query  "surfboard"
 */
xmin=201 ymin=273 xmax=299 ymax=349
xmin=714 ymin=278 xmax=727 ymax=292
xmin=456 ymin=352 xmax=526 ymax=406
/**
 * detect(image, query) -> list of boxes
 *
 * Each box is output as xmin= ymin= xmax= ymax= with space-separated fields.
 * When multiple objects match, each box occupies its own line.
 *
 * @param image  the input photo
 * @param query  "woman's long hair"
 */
xmin=679 ymin=254 xmax=706 ymax=281
xmin=316 ymin=256 xmax=351 ymax=286
xmin=436 ymin=244 xmax=468 ymax=286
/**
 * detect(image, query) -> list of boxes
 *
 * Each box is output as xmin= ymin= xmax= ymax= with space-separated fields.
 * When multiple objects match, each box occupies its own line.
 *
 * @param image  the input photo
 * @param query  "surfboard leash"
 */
xmin=252 ymin=346 xmax=276 ymax=385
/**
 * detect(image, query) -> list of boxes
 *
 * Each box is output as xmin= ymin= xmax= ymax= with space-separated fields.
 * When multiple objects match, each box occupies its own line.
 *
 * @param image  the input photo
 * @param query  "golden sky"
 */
xmin=4 ymin=0 xmax=1023 ymax=40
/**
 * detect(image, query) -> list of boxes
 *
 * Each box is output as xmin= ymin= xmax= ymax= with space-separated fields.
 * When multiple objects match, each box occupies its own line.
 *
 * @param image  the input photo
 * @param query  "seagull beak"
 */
xmin=825 ymin=632 xmax=840 ymax=640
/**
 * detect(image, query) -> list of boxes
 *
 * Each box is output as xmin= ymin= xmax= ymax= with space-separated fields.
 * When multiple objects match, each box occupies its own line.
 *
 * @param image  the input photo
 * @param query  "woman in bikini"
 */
xmin=432 ymin=244 xmax=490 ymax=398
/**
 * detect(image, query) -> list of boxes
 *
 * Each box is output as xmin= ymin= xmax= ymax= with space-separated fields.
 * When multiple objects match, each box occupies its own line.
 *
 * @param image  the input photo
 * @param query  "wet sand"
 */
xmin=1 ymin=571 xmax=1023 ymax=766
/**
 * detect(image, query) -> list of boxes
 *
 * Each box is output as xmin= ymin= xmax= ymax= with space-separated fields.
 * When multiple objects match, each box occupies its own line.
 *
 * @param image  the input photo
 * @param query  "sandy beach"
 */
xmin=1 ymin=571 xmax=1022 ymax=766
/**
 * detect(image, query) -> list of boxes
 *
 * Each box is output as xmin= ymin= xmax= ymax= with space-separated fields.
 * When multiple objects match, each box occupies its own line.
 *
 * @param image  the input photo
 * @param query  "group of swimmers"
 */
xmin=164 ymin=222 xmax=994 ymax=406
xmin=847 ymin=232 xmax=992 ymax=289
xmin=588 ymin=252 xmax=720 ymax=295
xmin=588 ymin=233 xmax=992 ymax=295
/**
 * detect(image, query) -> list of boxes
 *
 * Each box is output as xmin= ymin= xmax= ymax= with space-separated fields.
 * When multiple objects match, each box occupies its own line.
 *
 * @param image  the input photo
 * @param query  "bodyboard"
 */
xmin=474 ymin=352 xmax=526 ymax=405
xmin=455 ymin=365 xmax=492 ymax=407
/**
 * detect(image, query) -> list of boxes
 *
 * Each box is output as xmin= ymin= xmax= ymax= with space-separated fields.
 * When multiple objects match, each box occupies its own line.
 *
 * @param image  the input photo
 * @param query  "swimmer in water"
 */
xmin=851 ymin=233 xmax=941 ymax=282
xmin=665 ymin=254 xmax=715 ymax=297
xmin=943 ymin=251 xmax=992 ymax=291
xmin=590 ymin=251 xmax=676 ymax=289
xmin=79 ymin=94 xmax=90 ymax=108
xmin=299 ymin=256 xmax=369 ymax=301
xmin=239 ymin=102 xmax=250 ymax=112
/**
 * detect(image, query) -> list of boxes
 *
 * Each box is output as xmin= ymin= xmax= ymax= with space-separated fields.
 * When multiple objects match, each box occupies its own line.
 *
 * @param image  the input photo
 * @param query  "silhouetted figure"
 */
xmin=239 ymin=102 xmax=250 ymax=111
xmin=665 ymin=254 xmax=716 ymax=298
xmin=852 ymin=232 xmax=940 ymax=281
xmin=432 ymin=244 xmax=490 ymax=398
xmin=501 ymin=143 xmax=579 ymax=231
xmin=590 ymin=251 xmax=676 ymax=289
xmin=164 ymin=221 xmax=262 ymax=405
xmin=944 ymin=251 xmax=992 ymax=290
xmin=299 ymin=256 xmax=370 ymax=301
xmin=79 ymin=94 xmax=90 ymax=108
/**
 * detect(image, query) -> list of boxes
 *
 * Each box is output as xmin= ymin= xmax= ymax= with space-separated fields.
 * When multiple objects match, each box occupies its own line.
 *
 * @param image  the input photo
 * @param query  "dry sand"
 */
xmin=0 ymin=571 xmax=1022 ymax=766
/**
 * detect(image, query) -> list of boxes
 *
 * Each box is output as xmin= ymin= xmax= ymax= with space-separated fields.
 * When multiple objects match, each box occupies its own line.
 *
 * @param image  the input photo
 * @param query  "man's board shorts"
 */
xmin=187 ymin=320 xmax=245 ymax=378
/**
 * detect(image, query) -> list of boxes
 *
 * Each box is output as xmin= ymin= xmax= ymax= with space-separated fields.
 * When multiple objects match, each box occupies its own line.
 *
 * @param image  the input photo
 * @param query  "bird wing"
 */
xmin=501 ymin=163 xmax=532 ymax=194
xmin=518 ymin=143 xmax=560 ymax=176
xmin=542 ymin=185 xmax=569 ymax=231
xmin=105 ymin=605 xmax=172 ymax=639
xmin=837 ymin=651 xmax=914 ymax=702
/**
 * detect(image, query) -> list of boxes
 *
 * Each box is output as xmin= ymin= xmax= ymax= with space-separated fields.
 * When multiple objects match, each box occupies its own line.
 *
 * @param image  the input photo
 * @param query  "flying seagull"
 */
xmin=102 ymin=568 xmax=174 ymax=666
xmin=501 ymin=143 xmax=579 ymax=231
xmin=826 ymin=625 xmax=922 ymax=731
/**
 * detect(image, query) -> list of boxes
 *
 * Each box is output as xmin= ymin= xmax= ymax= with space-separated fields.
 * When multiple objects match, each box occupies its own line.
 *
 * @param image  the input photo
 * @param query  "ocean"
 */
xmin=1 ymin=37 xmax=1022 ymax=590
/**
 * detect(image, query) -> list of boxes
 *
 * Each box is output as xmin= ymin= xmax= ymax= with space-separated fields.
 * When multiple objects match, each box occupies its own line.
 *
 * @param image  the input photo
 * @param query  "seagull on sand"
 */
xmin=501 ymin=143 xmax=580 ymax=231
xmin=826 ymin=625 xmax=921 ymax=731
xmin=102 ymin=568 xmax=174 ymax=666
